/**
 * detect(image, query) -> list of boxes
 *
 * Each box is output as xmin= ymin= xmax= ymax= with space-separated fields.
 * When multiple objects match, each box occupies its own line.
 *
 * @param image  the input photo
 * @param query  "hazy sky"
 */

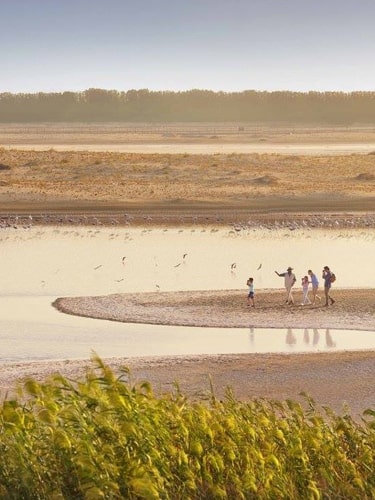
xmin=1 ymin=0 xmax=374 ymax=93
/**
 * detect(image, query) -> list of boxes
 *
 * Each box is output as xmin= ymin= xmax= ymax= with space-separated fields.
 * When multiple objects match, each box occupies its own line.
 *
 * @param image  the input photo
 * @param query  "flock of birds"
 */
xmin=1 ymin=212 xmax=375 ymax=232
xmin=4 ymin=223 xmax=248 ymax=290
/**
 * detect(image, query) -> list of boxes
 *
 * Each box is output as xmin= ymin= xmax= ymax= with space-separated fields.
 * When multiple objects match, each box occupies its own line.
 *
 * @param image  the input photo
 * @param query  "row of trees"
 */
xmin=0 ymin=89 xmax=374 ymax=123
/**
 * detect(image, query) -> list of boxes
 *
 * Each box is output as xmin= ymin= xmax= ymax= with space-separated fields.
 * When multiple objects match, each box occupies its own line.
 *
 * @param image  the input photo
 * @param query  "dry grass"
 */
xmin=0 ymin=148 xmax=374 ymax=206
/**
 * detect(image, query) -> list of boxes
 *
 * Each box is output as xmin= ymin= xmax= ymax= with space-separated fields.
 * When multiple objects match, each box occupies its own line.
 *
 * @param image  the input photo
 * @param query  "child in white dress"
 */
xmin=301 ymin=276 xmax=311 ymax=305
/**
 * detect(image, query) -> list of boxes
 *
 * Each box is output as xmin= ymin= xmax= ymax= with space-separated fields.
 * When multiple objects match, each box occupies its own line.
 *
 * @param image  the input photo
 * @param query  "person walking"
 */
xmin=301 ymin=275 xmax=311 ymax=305
xmin=246 ymin=277 xmax=255 ymax=307
xmin=308 ymin=269 xmax=321 ymax=305
xmin=275 ymin=267 xmax=296 ymax=305
xmin=322 ymin=266 xmax=335 ymax=306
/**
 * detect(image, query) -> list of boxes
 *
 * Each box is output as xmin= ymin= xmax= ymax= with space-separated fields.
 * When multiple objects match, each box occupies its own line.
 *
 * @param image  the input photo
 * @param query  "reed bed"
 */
xmin=0 ymin=356 xmax=374 ymax=499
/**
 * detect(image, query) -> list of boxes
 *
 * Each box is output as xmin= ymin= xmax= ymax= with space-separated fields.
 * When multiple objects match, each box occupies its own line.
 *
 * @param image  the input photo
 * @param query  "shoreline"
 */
xmin=2 ymin=350 xmax=375 ymax=418
xmin=1 ymin=210 xmax=375 ymax=230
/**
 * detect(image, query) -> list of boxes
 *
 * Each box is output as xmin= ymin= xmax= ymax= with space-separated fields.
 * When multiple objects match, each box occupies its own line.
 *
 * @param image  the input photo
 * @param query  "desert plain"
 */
xmin=0 ymin=123 xmax=375 ymax=417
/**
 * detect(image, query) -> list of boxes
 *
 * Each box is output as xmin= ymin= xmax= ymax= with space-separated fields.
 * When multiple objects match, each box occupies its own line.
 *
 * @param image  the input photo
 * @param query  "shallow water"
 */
xmin=1 ymin=225 xmax=374 ymax=295
xmin=0 ymin=225 xmax=374 ymax=362
xmin=6 ymin=143 xmax=375 ymax=155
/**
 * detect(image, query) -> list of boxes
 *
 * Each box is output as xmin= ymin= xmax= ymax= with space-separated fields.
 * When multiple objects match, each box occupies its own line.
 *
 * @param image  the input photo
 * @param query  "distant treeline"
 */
xmin=1 ymin=89 xmax=375 ymax=123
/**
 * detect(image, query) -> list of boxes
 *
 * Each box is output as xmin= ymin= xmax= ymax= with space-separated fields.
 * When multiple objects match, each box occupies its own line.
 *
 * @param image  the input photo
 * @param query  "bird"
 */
xmin=122 ymin=256 xmax=126 ymax=265
xmin=231 ymin=263 xmax=237 ymax=270
xmin=115 ymin=278 xmax=124 ymax=283
xmin=155 ymin=284 xmax=160 ymax=290
xmin=174 ymin=263 xmax=181 ymax=268
xmin=183 ymin=253 xmax=188 ymax=260
xmin=94 ymin=264 xmax=103 ymax=270
xmin=257 ymin=263 xmax=262 ymax=270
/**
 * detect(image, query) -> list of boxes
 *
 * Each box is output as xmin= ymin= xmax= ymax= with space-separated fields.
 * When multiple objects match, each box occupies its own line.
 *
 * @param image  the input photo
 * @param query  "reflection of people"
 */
xmin=246 ymin=277 xmax=255 ymax=307
xmin=286 ymin=328 xmax=297 ymax=345
xmin=325 ymin=329 xmax=336 ymax=348
xmin=322 ymin=266 xmax=335 ymax=307
xmin=248 ymin=326 xmax=255 ymax=344
xmin=308 ymin=269 xmax=321 ymax=305
xmin=303 ymin=328 xmax=310 ymax=344
xmin=313 ymin=328 xmax=320 ymax=346
xmin=275 ymin=267 xmax=296 ymax=305
xmin=301 ymin=276 xmax=311 ymax=305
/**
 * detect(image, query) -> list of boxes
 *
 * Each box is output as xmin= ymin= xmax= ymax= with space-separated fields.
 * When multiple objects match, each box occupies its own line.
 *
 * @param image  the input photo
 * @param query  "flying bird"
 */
xmin=174 ymin=263 xmax=181 ymax=268
xmin=115 ymin=278 xmax=124 ymax=283
xmin=257 ymin=263 xmax=262 ymax=270
xmin=183 ymin=253 xmax=188 ymax=260
xmin=94 ymin=264 xmax=103 ymax=270
xmin=122 ymin=256 xmax=126 ymax=264
xmin=231 ymin=263 xmax=237 ymax=270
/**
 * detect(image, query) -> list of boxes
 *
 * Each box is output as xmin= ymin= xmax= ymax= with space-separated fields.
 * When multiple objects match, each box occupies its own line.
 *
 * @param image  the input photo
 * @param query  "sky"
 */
xmin=1 ymin=0 xmax=374 ymax=93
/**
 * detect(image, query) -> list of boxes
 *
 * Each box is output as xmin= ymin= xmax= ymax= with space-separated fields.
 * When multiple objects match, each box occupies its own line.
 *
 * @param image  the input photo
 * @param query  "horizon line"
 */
xmin=1 ymin=88 xmax=375 ymax=95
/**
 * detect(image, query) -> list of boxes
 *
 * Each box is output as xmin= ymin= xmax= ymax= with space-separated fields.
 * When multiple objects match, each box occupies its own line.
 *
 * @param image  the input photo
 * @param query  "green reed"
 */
xmin=0 ymin=356 xmax=374 ymax=499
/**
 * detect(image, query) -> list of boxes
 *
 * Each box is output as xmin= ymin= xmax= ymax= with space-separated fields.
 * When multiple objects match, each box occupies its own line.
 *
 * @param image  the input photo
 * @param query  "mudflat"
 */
xmin=54 ymin=288 xmax=375 ymax=331
xmin=0 ymin=125 xmax=374 ymax=416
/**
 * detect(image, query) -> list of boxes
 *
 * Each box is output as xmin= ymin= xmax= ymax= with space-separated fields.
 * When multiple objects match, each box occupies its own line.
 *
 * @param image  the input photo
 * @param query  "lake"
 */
xmin=0 ymin=225 xmax=374 ymax=362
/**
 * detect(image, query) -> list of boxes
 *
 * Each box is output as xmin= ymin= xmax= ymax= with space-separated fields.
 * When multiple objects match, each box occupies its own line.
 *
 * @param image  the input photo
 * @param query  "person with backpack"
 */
xmin=308 ymin=269 xmax=321 ymax=305
xmin=322 ymin=266 xmax=336 ymax=306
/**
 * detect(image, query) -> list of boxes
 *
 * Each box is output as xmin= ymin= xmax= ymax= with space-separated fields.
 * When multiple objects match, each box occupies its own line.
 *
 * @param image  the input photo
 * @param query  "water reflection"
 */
xmin=282 ymin=328 xmax=337 ymax=350
xmin=0 ymin=295 xmax=374 ymax=363
xmin=285 ymin=328 xmax=296 ymax=345
xmin=0 ymin=225 xmax=374 ymax=362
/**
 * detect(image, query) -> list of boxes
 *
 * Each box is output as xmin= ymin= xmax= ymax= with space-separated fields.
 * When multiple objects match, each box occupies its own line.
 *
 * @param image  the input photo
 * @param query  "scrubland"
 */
xmin=0 ymin=148 xmax=374 ymax=211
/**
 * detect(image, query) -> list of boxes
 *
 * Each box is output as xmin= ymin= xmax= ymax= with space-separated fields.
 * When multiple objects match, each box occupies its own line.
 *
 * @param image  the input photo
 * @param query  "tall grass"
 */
xmin=0 ymin=356 xmax=374 ymax=499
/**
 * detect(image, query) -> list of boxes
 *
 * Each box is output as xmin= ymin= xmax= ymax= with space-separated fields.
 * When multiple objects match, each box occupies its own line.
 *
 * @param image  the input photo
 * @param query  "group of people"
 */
xmin=247 ymin=266 xmax=336 ymax=307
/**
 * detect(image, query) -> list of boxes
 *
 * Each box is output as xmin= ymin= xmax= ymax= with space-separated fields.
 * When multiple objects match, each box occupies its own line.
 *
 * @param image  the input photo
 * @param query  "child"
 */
xmin=301 ymin=276 xmax=311 ymax=305
xmin=246 ymin=277 xmax=255 ymax=307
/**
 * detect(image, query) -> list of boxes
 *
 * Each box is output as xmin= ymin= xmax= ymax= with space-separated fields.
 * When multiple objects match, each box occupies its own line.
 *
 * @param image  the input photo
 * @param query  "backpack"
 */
xmin=330 ymin=273 xmax=336 ymax=283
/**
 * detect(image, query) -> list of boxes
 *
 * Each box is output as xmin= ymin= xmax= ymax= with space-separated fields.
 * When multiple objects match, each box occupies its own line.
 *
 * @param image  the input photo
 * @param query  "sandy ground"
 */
xmin=53 ymin=288 xmax=375 ymax=331
xmin=0 ymin=127 xmax=374 ymax=416
xmin=0 ymin=147 xmax=374 ymax=215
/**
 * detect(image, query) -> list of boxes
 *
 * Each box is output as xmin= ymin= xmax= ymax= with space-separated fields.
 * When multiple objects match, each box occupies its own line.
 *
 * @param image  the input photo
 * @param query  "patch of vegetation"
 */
xmin=252 ymin=175 xmax=279 ymax=185
xmin=0 ymin=357 xmax=374 ymax=499
xmin=355 ymin=172 xmax=375 ymax=181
